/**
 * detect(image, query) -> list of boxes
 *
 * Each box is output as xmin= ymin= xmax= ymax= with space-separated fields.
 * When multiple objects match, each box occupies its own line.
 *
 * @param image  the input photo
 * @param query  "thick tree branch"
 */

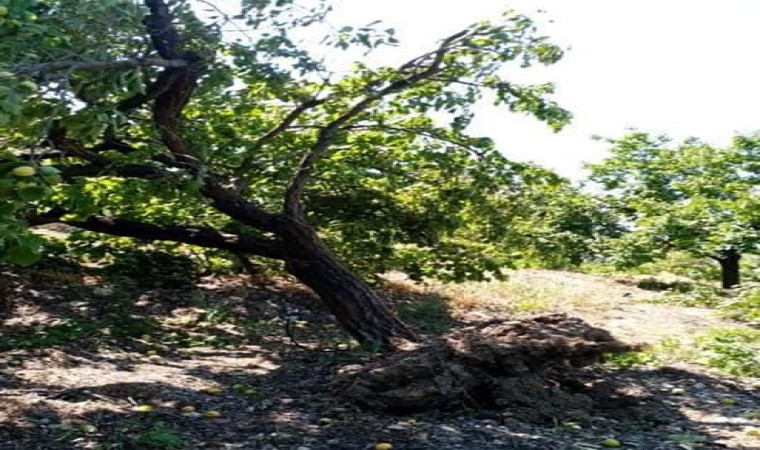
xmin=46 ymin=126 xmax=113 ymax=166
xmin=11 ymin=58 xmax=188 ymax=75
xmin=29 ymin=212 xmax=287 ymax=260
xmin=138 ymin=0 xmax=283 ymax=231
xmin=143 ymin=0 xmax=182 ymax=60
xmin=117 ymin=67 xmax=186 ymax=113
xmin=282 ymin=30 xmax=471 ymax=218
xmin=58 ymin=163 xmax=166 ymax=180
xmin=199 ymin=180 xmax=282 ymax=232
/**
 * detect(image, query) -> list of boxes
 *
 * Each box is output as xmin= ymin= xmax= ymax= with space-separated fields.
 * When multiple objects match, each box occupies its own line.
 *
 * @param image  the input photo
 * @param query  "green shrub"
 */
xmin=695 ymin=328 xmax=760 ymax=378
xmin=720 ymin=283 xmax=760 ymax=322
xmin=136 ymin=422 xmax=184 ymax=449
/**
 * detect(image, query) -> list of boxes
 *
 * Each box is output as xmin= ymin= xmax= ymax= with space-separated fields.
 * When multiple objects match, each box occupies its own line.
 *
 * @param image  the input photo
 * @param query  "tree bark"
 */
xmin=278 ymin=218 xmax=419 ymax=348
xmin=717 ymin=246 xmax=741 ymax=289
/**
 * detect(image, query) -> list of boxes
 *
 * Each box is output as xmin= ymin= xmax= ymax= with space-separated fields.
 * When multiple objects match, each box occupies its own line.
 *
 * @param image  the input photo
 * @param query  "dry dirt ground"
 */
xmin=1 ymin=267 xmax=758 ymax=450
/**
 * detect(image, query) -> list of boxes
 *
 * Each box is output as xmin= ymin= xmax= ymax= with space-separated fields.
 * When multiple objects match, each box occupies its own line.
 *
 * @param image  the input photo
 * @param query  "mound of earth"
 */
xmin=339 ymin=313 xmax=639 ymax=421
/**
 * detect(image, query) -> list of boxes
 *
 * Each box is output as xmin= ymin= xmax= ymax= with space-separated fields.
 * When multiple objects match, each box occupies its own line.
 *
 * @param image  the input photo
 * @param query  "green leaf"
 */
xmin=17 ymin=185 xmax=49 ymax=202
xmin=6 ymin=245 xmax=41 ymax=266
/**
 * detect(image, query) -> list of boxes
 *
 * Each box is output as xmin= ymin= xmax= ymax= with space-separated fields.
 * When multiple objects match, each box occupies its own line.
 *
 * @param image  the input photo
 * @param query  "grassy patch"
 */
xmin=0 ymin=318 xmax=103 ymax=350
xmin=657 ymin=282 xmax=760 ymax=324
xmin=605 ymin=329 xmax=760 ymax=378
xmin=136 ymin=422 xmax=185 ymax=449
xmin=695 ymin=328 xmax=760 ymax=378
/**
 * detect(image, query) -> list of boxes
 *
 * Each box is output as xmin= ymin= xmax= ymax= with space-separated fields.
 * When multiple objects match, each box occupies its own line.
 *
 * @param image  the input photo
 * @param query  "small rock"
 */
xmin=93 ymin=287 xmax=114 ymax=297
xmin=439 ymin=425 xmax=460 ymax=433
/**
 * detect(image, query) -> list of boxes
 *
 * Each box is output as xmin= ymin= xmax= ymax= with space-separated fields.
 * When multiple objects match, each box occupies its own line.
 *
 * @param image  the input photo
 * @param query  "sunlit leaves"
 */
xmin=0 ymin=0 xmax=576 ymax=280
xmin=589 ymin=132 xmax=760 ymax=266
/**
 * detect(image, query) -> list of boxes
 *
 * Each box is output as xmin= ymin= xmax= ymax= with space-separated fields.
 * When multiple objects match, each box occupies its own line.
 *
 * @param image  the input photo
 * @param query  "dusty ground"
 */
xmin=1 ymin=267 xmax=758 ymax=449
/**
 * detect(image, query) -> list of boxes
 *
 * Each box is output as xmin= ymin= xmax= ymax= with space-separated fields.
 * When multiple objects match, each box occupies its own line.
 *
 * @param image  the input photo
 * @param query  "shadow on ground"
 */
xmin=1 ymin=265 xmax=758 ymax=449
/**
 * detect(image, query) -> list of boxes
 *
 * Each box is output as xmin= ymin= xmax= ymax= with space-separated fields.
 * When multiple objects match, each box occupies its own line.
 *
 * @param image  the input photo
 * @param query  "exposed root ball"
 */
xmin=339 ymin=314 xmax=637 ymax=418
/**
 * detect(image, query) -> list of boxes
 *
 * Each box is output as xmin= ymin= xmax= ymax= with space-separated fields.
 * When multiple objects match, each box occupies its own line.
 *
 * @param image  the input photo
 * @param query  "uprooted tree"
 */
xmin=0 ymin=0 xmax=571 ymax=346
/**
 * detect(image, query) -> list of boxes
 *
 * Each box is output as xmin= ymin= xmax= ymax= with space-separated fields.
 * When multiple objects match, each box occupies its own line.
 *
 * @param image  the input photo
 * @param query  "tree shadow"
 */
xmin=2 ymin=267 xmax=758 ymax=449
xmin=2 ymin=353 xmax=757 ymax=449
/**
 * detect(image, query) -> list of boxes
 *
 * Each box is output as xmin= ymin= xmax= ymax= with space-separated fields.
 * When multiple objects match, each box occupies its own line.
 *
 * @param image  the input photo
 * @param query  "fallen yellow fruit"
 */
xmin=145 ymin=350 xmax=158 ymax=356
xmin=12 ymin=166 xmax=36 ymax=177
xmin=243 ymin=388 xmax=258 ymax=395
xmin=375 ymin=443 xmax=393 ymax=450
xmin=203 ymin=410 xmax=221 ymax=418
xmin=231 ymin=383 xmax=246 ymax=391
xmin=670 ymin=387 xmax=685 ymax=395
xmin=133 ymin=405 xmax=154 ymax=413
xmin=180 ymin=406 xmax=196 ymax=413
xmin=720 ymin=398 xmax=737 ymax=405
xmin=202 ymin=387 xmax=224 ymax=395
xmin=318 ymin=417 xmax=334 ymax=425
xmin=601 ymin=438 xmax=622 ymax=448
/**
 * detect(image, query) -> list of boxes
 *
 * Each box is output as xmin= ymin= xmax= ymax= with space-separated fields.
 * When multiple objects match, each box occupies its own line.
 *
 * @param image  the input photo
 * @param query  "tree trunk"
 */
xmin=717 ymin=247 xmax=741 ymax=289
xmin=278 ymin=218 xmax=419 ymax=348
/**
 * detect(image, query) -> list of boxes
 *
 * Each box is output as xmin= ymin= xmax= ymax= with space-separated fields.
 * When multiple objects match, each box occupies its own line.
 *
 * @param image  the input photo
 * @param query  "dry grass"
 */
xmin=388 ymin=269 xmax=660 ymax=320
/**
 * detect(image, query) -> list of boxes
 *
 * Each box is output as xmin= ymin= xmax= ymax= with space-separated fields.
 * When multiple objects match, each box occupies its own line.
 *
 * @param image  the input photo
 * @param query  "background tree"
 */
xmin=458 ymin=163 xmax=622 ymax=270
xmin=0 ymin=0 xmax=571 ymax=346
xmin=589 ymin=132 xmax=760 ymax=288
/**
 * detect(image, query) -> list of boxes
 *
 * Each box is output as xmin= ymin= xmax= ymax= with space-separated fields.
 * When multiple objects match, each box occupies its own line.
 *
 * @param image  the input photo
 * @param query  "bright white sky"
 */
xmin=320 ymin=0 xmax=760 ymax=179
xmin=212 ymin=0 xmax=760 ymax=180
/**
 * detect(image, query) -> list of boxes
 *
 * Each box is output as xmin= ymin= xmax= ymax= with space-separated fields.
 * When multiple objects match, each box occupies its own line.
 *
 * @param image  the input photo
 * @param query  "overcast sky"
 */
xmin=315 ymin=0 xmax=760 ymax=179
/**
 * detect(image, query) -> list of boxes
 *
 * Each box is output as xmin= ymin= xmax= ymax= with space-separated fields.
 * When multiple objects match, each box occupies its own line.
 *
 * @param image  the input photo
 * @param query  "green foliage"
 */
xmin=136 ymin=422 xmax=185 ymax=449
xmin=605 ymin=330 xmax=760 ymax=378
xmin=659 ymin=281 xmax=759 ymax=322
xmin=0 ymin=317 xmax=101 ymax=350
xmin=590 ymin=133 xmax=760 ymax=273
xmin=106 ymin=249 xmax=199 ymax=288
xmin=0 ymin=161 xmax=60 ymax=265
xmin=0 ymin=0 xmax=581 ymax=284
xmin=456 ymin=165 xmax=622 ymax=270
xmin=628 ymin=251 xmax=722 ymax=282
xmin=719 ymin=283 xmax=760 ymax=322
xmin=695 ymin=328 xmax=760 ymax=378
xmin=603 ymin=350 xmax=660 ymax=369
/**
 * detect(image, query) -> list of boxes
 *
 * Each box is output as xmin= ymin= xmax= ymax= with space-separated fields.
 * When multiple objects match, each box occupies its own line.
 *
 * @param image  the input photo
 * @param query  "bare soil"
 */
xmin=1 ymin=267 xmax=758 ymax=449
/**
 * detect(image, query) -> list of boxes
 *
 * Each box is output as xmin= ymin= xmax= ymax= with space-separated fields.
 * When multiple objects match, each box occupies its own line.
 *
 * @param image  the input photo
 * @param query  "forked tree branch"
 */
xmin=236 ymin=97 xmax=328 ymax=176
xmin=282 ymin=29 xmax=471 ymax=218
xmin=140 ymin=0 xmax=283 ymax=231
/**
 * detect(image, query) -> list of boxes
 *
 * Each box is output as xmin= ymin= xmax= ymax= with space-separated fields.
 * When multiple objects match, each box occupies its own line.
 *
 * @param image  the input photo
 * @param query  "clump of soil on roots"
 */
xmin=339 ymin=313 xmax=639 ymax=422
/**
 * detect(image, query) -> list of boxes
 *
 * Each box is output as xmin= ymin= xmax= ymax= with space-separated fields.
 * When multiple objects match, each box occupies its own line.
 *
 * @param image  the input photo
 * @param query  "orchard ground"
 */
xmin=1 ymin=264 xmax=758 ymax=450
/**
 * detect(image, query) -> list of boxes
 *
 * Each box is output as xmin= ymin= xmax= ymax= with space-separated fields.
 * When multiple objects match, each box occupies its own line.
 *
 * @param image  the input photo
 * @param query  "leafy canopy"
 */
xmin=0 ymin=0 xmax=573 ymax=278
xmin=589 ymin=132 xmax=760 ymax=267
